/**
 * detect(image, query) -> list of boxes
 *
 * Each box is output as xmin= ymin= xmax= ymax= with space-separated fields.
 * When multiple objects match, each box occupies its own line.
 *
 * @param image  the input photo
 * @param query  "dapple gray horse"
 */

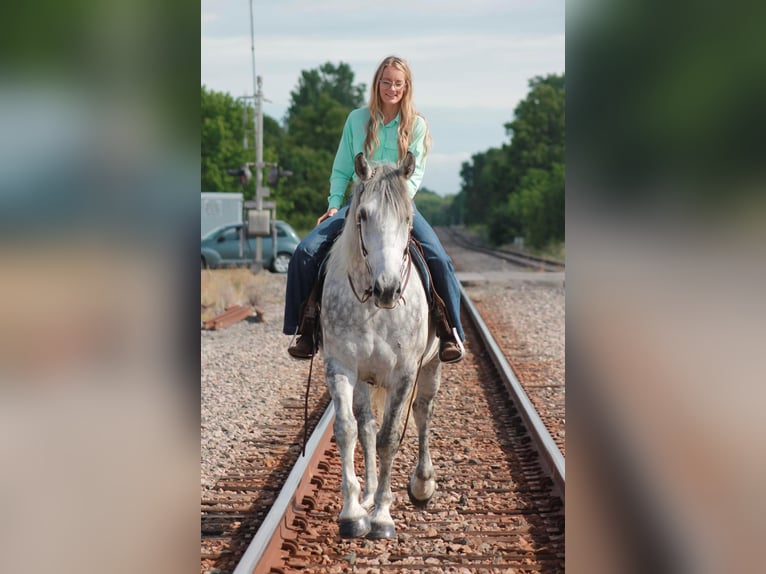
xmin=320 ymin=151 xmax=442 ymax=539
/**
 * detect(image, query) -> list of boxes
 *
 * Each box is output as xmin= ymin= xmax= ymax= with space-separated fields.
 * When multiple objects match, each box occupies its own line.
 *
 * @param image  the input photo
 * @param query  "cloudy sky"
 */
xmin=201 ymin=0 xmax=565 ymax=197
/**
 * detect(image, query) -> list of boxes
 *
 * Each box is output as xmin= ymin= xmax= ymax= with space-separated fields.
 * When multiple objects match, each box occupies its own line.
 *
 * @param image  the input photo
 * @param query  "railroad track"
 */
xmin=202 ymin=234 xmax=566 ymax=574
xmin=443 ymin=227 xmax=565 ymax=272
xmin=201 ymin=378 xmax=332 ymax=571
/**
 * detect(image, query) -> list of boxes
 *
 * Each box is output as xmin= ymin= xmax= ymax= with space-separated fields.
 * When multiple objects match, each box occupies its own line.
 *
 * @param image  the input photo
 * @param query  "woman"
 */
xmin=283 ymin=55 xmax=465 ymax=363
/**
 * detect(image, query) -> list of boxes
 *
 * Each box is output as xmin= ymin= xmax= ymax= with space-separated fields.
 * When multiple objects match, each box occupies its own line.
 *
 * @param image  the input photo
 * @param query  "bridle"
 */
xmin=347 ymin=177 xmax=413 ymax=305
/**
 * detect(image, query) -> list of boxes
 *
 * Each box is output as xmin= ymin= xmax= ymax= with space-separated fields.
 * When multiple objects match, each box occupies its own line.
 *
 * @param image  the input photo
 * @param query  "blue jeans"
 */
xmin=283 ymin=206 xmax=465 ymax=341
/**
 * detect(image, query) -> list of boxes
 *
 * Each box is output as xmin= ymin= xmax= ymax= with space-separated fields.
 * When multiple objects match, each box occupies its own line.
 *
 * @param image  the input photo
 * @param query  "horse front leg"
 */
xmin=408 ymin=359 xmax=441 ymax=506
xmin=353 ymin=382 xmax=378 ymax=512
xmin=326 ymin=363 xmax=370 ymax=538
xmin=368 ymin=373 xmax=415 ymax=540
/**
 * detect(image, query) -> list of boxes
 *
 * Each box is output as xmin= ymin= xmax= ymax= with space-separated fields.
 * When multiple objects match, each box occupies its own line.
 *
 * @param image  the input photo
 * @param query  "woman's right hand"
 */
xmin=316 ymin=208 xmax=338 ymax=226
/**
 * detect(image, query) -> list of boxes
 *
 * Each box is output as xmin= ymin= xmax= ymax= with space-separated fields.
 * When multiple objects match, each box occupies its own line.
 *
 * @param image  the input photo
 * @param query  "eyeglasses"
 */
xmin=379 ymin=79 xmax=406 ymax=91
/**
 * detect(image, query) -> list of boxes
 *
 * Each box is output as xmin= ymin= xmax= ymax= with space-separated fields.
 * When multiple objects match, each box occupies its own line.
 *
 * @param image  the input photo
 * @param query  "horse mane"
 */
xmin=328 ymin=163 xmax=413 ymax=277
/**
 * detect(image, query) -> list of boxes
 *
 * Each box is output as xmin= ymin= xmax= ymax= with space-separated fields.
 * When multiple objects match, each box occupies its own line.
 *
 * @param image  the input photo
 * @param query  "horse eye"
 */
xmin=359 ymin=208 xmax=368 ymax=222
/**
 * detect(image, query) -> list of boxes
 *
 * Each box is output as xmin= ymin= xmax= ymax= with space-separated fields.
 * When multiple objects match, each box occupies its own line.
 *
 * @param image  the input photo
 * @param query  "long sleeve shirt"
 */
xmin=327 ymin=107 xmax=428 ymax=210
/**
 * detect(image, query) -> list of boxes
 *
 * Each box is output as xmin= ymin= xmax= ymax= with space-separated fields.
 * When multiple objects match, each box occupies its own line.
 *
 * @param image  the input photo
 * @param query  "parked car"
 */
xmin=201 ymin=220 xmax=301 ymax=273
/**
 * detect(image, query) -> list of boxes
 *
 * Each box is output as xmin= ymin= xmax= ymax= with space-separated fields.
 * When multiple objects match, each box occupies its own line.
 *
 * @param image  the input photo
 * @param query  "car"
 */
xmin=201 ymin=220 xmax=301 ymax=273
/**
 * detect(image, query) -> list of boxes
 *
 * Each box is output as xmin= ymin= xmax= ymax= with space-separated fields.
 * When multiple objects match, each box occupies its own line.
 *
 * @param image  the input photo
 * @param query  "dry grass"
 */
xmin=200 ymin=268 xmax=265 ymax=321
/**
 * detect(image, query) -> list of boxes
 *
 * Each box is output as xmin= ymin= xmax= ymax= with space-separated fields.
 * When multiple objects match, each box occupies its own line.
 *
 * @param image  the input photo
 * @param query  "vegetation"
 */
xmin=459 ymin=74 xmax=565 ymax=249
xmin=200 ymin=268 xmax=263 ymax=321
xmin=201 ymin=65 xmax=565 ymax=250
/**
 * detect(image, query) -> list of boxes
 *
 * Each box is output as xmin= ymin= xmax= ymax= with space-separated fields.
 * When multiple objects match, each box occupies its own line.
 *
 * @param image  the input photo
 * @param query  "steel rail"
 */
xmin=232 ymin=403 xmax=335 ymax=574
xmin=460 ymin=283 xmax=566 ymax=498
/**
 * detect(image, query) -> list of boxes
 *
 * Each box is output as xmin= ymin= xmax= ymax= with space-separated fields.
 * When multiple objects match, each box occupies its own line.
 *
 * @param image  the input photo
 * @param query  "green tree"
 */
xmin=480 ymin=74 xmax=565 ymax=246
xmin=276 ymin=62 xmax=366 ymax=227
xmin=285 ymin=62 xmax=366 ymax=125
xmin=503 ymin=74 xmax=565 ymax=187
xmin=414 ymin=188 xmax=452 ymax=227
xmin=274 ymin=145 xmax=336 ymax=231
xmin=201 ymin=86 xmax=251 ymax=193
xmin=201 ymin=85 xmax=283 ymax=198
xmin=507 ymin=164 xmax=564 ymax=248
xmin=285 ymin=92 xmax=350 ymax=152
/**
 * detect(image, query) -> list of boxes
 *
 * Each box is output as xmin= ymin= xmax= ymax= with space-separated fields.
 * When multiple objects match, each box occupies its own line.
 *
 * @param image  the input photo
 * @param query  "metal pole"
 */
xmin=249 ymin=0 xmax=263 ymax=270
xmin=255 ymin=77 xmax=264 ymax=203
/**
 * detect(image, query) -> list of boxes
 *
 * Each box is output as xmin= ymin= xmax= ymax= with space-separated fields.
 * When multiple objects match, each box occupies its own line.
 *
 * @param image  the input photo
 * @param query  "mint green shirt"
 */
xmin=328 ymin=107 xmax=428 ymax=210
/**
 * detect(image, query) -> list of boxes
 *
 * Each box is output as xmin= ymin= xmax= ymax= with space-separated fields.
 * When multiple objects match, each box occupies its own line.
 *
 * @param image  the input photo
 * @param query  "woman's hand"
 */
xmin=316 ymin=208 xmax=338 ymax=226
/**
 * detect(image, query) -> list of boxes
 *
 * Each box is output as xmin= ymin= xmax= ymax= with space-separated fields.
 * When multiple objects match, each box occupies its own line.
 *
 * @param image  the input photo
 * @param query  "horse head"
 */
xmin=352 ymin=152 xmax=415 ymax=309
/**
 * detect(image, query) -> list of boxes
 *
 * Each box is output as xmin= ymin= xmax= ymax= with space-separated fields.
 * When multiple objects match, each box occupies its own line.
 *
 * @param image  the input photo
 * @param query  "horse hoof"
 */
xmin=367 ymin=522 xmax=397 ymax=540
xmin=407 ymin=481 xmax=433 ymax=508
xmin=338 ymin=516 xmax=371 ymax=539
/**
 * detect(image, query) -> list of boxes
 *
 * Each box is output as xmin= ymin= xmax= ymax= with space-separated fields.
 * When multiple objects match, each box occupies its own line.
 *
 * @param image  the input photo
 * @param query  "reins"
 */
xmin=398 ymin=349 xmax=426 ymax=450
xmin=301 ymin=314 xmax=321 ymax=457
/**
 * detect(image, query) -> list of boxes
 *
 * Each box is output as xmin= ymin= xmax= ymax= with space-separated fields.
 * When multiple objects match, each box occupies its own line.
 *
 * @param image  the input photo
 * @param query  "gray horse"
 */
xmin=320 ymin=152 xmax=442 ymax=539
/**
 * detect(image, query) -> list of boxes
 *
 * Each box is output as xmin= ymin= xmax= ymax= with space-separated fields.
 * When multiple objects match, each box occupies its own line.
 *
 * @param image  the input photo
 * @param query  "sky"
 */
xmin=201 ymin=0 xmax=565 ymax=197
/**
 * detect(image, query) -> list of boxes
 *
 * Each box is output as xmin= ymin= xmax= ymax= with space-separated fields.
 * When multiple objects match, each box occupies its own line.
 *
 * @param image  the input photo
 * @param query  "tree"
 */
xmin=507 ymin=164 xmax=564 ymax=248
xmin=276 ymin=62 xmax=366 ymax=228
xmin=414 ymin=188 xmax=453 ymax=227
xmin=503 ymin=74 xmax=565 ymax=187
xmin=285 ymin=62 xmax=366 ymax=125
xmin=285 ymin=92 xmax=350 ymax=152
xmin=201 ymin=85 xmax=283 ymax=198
xmin=456 ymin=73 xmax=565 ymax=247
xmin=273 ymin=145 xmax=336 ymax=231
xmin=503 ymin=74 xmax=564 ymax=246
xmin=201 ymin=86 xmax=251 ymax=193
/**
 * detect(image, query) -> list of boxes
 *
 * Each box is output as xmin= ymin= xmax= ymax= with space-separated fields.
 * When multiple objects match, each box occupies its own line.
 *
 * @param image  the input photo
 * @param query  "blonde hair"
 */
xmin=364 ymin=55 xmax=431 ymax=162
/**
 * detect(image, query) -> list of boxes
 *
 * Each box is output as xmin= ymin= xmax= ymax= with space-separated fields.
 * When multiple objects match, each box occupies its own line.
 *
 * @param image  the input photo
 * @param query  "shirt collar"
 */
xmin=377 ymin=111 xmax=400 ymax=126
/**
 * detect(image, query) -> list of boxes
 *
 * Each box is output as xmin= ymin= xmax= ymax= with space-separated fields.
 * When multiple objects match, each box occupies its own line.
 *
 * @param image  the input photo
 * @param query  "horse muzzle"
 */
xmin=372 ymin=278 xmax=402 ymax=309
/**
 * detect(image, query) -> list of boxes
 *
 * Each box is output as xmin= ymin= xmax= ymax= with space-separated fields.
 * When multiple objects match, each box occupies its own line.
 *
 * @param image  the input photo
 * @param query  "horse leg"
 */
xmin=367 ymin=374 xmax=415 ymax=540
xmin=408 ymin=359 xmax=442 ymax=507
xmin=326 ymin=363 xmax=370 ymax=538
xmin=353 ymin=382 xmax=378 ymax=512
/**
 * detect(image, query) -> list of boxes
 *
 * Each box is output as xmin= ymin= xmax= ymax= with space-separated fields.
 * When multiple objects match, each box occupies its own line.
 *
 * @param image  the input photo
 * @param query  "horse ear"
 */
xmin=401 ymin=151 xmax=416 ymax=180
xmin=354 ymin=153 xmax=373 ymax=181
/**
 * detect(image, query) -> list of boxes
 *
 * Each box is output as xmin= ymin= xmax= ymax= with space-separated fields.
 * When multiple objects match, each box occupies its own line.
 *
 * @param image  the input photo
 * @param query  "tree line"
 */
xmin=458 ymin=74 xmax=565 ymax=250
xmin=201 ymin=63 xmax=564 ymax=249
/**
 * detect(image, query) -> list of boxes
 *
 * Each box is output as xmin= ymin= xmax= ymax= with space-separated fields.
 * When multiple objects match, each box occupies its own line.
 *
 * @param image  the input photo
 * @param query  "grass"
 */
xmin=200 ymin=268 xmax=265 ymax=322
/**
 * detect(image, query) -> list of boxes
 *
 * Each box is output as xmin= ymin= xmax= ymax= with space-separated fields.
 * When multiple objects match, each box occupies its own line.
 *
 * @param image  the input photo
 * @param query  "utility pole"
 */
xmin=253 ymin=75 xmax=266 ymax=270
xmin=249 ymin=0 xmax=264 ymax=270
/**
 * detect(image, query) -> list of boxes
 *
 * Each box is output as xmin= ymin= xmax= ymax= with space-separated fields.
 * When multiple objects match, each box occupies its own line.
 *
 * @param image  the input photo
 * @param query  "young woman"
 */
xmin=283 ymin=55 xmax=465 ymax=363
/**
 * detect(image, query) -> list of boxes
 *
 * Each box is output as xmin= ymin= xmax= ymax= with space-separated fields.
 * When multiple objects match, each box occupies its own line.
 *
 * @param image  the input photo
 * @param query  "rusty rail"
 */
xmin=203 ymin=304 xmax=254 ymax=330
xmin=461 ymin=283 xmax=565 ymax=498
xmin=232 ymin=405 xmax=335 ymax=574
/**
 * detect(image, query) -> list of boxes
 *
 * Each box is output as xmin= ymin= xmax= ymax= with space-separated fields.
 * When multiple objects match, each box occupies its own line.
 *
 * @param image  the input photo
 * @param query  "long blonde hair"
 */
xmin=364 ymin=56 xmax=431 ymax=162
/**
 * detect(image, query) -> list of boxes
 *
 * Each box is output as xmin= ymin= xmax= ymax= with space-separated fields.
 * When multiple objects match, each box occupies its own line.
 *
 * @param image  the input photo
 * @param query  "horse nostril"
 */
xmin=373 ymin=283 xmax=383 ymax=298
